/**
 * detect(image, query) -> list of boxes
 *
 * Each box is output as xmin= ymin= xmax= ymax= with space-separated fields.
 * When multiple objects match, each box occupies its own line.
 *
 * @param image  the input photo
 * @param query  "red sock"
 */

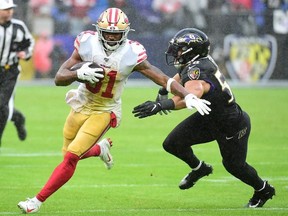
xmin=36 ymin=152 xmax=80 ymax=202
xmin=80 ymin=144 xmax=101 ymax=160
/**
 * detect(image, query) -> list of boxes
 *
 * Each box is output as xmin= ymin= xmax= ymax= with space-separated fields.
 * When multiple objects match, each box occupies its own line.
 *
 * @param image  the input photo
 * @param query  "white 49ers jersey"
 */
xmin=65 ymin=31 xmax=147 ymax=127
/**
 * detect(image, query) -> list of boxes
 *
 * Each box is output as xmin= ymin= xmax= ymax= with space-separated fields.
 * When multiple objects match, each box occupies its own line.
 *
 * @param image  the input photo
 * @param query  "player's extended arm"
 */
xmin=134 ymin=60 xmax=187 ymax=98
xmin=154 ymin=73 xmax=181 ymax=115
xmin=134 ymin=60 xmax=211 ymax=114
xmin=132 ymin=95 xmax=210 ymax=118
xmin=132 ymin=79 xmax=211 ymax=118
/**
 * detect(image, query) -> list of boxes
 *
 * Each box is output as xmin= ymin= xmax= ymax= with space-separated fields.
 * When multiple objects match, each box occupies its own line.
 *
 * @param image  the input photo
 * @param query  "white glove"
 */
xmin=76 ymin=62 xmax=104 ymax=84
xmin=184 ymin=93 xmax=211 ymax=115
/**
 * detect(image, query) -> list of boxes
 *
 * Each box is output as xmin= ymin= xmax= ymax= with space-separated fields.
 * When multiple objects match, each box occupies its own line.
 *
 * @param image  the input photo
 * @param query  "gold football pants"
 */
xmin=62 ymin=109 xmax=111 ymax=157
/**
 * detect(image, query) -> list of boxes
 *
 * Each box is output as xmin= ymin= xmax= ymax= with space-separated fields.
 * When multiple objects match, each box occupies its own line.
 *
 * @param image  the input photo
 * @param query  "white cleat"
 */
xmin=98 ymin=138 xmax=113 ymax=169
xmin=17 ymin=198 xmax=41 ymax=214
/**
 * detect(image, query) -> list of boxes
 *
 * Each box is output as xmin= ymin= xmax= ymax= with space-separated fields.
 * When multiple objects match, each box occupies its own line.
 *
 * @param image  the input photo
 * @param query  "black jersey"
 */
xmin=179 ymin=55 xmax=243 ymax=132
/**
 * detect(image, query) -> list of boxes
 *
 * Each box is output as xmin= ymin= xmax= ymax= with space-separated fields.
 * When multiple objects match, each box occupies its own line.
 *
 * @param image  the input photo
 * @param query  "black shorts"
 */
xmin=165 ymin=110 xmax=251 ymax=164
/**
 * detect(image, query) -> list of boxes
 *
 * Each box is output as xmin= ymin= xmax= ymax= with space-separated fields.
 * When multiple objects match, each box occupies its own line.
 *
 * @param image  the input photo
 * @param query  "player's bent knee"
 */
xmin=162 ymin=138 xmax=174 ymax=153
xmin=63 ymin=152 xmax=80 ymax=168
xmin=66 ymin=148 xmax=82 ymax=157
xmin=62 ymin=147 xmax=67 ymax=157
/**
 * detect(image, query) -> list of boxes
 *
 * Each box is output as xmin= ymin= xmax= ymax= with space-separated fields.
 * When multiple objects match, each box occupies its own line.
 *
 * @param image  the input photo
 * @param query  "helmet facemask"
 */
xmin=94 ymin=8 xmax=133 ymax=51
xmin=165 ymin=40 xmax=198 ymax=66
xmin=97 ymin=28 xmax=129 ymax=51
xmin=165 ymin=28 xmax=210 ymax=66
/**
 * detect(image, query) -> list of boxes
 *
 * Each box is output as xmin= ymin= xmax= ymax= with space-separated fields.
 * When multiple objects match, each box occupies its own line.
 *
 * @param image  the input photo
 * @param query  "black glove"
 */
xmin=155 ymin=88 xmax=171 ymax=115
xmin=133 ymin=99 xmax=175 ymax=119
xmin=133 ymin=101 xmax=162 ymax=118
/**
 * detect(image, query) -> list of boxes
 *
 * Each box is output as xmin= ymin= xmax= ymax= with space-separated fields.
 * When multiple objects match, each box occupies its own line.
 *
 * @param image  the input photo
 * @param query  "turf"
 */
xmin=0 ymin=82 xmax=287 ymax=216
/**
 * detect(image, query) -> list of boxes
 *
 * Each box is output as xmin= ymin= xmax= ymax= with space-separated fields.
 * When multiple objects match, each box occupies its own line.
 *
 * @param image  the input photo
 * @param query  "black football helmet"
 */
xmin=165 ymin=28 xmax=210 ymax=66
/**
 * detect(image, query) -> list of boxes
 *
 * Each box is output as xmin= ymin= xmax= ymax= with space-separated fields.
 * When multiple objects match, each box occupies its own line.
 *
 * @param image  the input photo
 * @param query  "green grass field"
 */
xmin=0 ymin=82 xmax=287 ymax=216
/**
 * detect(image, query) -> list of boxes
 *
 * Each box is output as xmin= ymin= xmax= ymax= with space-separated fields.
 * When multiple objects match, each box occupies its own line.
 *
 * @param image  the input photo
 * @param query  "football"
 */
xmin=70 ymin=61 xmax=105 ymax=82
xmin=70 ymin=61 xmax=102 ymax=71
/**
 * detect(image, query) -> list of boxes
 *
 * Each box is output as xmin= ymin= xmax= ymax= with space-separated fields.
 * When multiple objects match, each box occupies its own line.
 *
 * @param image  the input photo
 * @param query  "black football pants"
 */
xmin=0 ymin=66 xmax=19 ymax=144
xmin=163 ymin=111 xmax=264 ymax=190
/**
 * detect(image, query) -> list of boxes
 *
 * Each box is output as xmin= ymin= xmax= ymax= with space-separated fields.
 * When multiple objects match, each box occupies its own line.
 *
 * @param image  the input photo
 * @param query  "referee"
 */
xmin=0 ymin=0 xmax=34 ymax=147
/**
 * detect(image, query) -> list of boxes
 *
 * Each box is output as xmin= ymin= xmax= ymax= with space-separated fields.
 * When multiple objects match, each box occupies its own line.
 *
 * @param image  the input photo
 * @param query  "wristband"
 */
xmin=159 ymin=99 xmax=175 ymax=110
xmin=166 ymin=78 xmax=175 ymax=93
xmin=158 ymin=87 xmax=169 ymax=95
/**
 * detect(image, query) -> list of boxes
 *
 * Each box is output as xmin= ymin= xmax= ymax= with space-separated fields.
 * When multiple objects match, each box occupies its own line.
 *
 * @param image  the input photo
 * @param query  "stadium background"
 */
xmin=13 ymin=0 xmax=288 ymax=83
xmin=1 ymin=1 xmax=288 ymax=214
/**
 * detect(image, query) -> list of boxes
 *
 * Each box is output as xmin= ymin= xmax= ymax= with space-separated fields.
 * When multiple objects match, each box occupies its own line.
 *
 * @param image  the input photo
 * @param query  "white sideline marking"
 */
xmin=1 ymin=152 xmax=288 ymax=165
xmin=2 ymin=207 xmax=288 ymax=215
xmin=66 ymin=183 xmax=171 ymax=188
xmin=69 ymin=207 xmax=288 ymax=212
xmin=1 ymin=184 xmax=172 ymax=190
xmin=1 ymin=175 xmax=287 ymax=190
xmin=0 ymin=152 xmax=62 ymax=157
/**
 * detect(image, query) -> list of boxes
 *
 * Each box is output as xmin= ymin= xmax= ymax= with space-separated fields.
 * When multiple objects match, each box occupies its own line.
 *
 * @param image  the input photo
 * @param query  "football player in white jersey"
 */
xmin=18 ymin=8 xmax=211 ymax=214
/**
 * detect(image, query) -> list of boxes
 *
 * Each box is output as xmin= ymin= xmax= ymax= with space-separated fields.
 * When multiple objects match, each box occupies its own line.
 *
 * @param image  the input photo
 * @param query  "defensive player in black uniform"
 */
xmin=132 ymin=28 xmax=275 ymax=208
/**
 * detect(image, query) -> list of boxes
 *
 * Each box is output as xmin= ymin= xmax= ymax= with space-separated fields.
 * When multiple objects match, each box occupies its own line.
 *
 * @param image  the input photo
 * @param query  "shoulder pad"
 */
xmin=78 ymin=31 xmax=95 ymax=42
xmin=128 ymin=40 xmax=147 ymax=63
xmin=74 ymin=31 xmax=96 ymax=51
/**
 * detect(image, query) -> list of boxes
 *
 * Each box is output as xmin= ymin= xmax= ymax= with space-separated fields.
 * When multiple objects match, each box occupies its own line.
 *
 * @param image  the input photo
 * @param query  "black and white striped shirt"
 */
xmin=0 ymin=18 xmax=34 ymax=67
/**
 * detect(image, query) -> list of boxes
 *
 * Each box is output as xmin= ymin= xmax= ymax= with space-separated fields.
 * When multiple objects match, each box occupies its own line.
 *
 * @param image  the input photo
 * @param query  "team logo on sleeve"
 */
xmin=187 ymin=67 xmax=200 ymax=80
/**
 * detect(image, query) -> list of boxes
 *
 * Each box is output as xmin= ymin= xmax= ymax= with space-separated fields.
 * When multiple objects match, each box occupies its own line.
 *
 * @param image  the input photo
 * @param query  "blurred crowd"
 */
xmin=13 ymin=0 xmax=288 ymax=79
